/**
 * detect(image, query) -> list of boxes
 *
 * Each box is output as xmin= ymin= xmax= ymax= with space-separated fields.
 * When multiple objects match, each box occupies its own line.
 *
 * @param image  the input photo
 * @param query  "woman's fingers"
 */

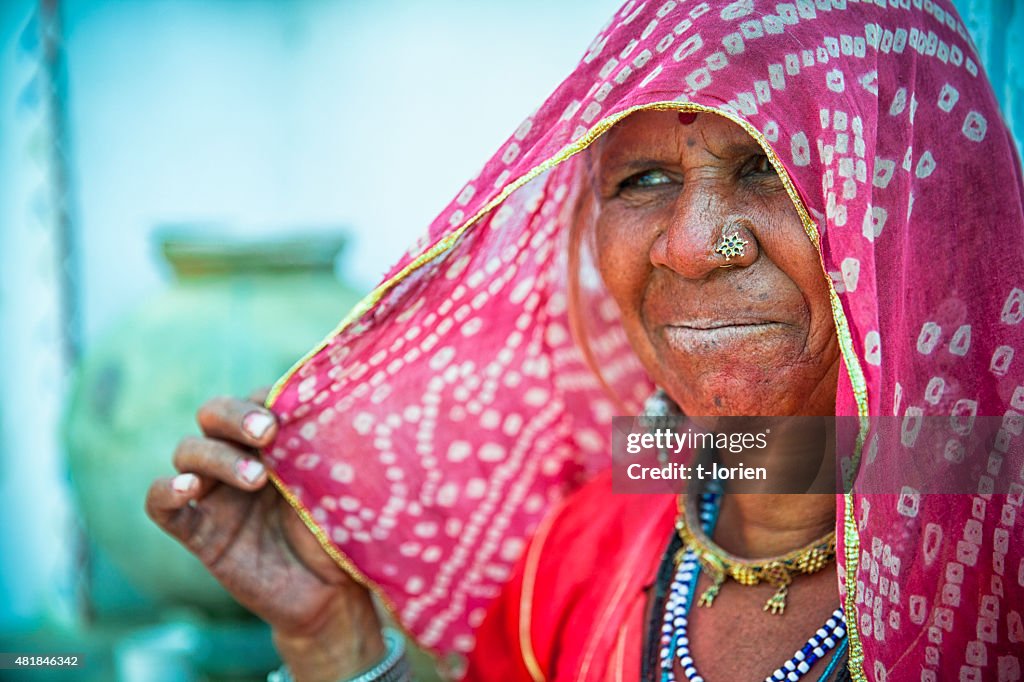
xmin=196 ymin=395 xmax=278 ymax=448
xmin=145 ymin=470 xmax=256 ymax=568
xmin=172 ymin=435 xmax=267 ymax=490
xmin=144 ymin=473 xmax=204 ymax=542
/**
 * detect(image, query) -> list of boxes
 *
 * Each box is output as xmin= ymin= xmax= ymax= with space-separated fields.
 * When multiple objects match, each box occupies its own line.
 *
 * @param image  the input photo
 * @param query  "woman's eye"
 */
xmin=619 ymin=169 xmax=674 ymax=191
xmin=744 ymin=154 xmax=775 ymax=177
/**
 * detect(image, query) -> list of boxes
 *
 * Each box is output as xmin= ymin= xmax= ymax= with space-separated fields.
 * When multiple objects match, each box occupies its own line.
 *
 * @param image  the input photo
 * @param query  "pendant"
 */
xmin=698 ymin=580 xmax=721 ymax=607
xmin=763 ymin=584 xmax=789 ymax=615
xmin=762 ymin=562 xmax=792 ymax=615
xmin=696 ymin=552 xmax=725 ymax=607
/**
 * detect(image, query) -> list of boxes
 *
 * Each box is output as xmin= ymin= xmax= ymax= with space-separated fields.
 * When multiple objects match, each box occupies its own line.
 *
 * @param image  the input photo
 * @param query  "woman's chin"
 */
xmin=649 ymin=339 xmax=818 ymax=416
xmin=658 ymin=379 xmax=805 ymax=419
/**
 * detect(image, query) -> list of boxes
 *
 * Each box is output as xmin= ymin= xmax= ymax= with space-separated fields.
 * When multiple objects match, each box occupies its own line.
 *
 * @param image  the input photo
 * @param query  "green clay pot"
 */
xmin=65 ymin=230 xmax=362 ymax=617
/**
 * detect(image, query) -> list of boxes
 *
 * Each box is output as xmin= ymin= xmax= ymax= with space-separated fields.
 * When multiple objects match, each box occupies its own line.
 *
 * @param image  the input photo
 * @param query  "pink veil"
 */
xmin=264 ymin=1 xmax=1024 ymax=678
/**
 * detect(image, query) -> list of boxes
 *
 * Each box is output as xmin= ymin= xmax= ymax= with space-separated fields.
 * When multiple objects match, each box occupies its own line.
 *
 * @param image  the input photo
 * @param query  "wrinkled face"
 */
xmin=587 ymin=110 xmax=839 ymax=417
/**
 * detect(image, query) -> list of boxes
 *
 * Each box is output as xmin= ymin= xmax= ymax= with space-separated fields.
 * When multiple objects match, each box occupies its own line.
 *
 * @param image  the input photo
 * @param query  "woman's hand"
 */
xmin=145 ymin=392 xmax=384 ymax=682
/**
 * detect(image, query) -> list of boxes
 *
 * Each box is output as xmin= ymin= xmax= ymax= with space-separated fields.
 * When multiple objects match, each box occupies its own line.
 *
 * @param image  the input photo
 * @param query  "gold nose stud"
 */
xmin=714 ymin=232 xmax=749 ymax=264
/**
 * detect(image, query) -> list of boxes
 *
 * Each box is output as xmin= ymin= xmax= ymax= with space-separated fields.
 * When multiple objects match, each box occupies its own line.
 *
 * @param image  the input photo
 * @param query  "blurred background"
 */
xmin=0 ymin=1 xmax=1020 ymax=680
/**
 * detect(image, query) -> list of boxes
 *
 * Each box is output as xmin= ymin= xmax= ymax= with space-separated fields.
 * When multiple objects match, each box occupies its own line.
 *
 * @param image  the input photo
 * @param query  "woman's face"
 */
xmin=588 ymin=110 xmax=839 ymax=417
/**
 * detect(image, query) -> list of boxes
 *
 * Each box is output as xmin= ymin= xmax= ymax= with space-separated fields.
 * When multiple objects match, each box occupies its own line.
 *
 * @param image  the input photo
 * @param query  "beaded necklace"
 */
xmin=658 ymin=491 xmax=847 ymax=682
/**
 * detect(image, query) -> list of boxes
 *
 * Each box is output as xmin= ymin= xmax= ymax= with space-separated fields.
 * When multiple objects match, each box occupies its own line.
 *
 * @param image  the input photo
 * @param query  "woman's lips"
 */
xmin=662 ymin=321 xmax=786 ymax=352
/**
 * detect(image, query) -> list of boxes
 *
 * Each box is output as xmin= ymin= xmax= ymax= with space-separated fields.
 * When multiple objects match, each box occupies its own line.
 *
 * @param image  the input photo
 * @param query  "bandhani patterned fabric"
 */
xmin=263 ymin=1 xmax=1024 ymax=679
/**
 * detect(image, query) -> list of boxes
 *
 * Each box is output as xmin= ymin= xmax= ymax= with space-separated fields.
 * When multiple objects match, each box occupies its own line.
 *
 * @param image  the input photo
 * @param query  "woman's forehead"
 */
xmin=595 ymin=110 xmax=763 ymax=165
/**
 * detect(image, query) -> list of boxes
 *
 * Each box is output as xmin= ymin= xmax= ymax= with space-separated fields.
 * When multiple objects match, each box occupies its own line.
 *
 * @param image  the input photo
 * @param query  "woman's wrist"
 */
xmin=270 ymin=628 xmax=409 ymax=682
xmin=271 ymin=590 xmax=386 ymax=682
xmin=273 ymin=630 xmax=385 ymax=682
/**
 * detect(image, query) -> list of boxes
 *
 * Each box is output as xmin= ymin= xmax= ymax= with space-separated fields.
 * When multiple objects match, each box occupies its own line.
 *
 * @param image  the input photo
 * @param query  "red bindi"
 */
xmin=677 ymin=112 xmax=698 ymax=125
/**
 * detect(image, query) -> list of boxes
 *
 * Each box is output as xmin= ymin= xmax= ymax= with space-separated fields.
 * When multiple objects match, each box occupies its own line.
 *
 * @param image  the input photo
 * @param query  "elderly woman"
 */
xmin=147 ymin=2 xmax=1024 ymax=681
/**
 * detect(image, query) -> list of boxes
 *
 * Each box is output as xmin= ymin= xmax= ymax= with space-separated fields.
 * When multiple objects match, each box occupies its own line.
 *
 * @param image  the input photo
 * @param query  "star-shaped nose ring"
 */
xmin=714 ymin=232 xmax=749 ymax=266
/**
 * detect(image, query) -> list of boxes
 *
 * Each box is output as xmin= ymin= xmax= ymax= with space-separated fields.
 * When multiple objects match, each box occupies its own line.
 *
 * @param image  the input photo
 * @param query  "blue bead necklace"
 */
xmin=658 ymin=492 xmax=847 ymax=682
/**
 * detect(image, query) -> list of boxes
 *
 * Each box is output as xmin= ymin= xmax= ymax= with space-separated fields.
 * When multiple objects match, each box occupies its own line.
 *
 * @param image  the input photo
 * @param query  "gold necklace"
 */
xmin=674 ymin=494 xmax=836 ymax=615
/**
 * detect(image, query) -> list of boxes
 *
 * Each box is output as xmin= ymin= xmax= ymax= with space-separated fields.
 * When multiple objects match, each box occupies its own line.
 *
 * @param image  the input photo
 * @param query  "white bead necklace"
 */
xmin=658 ymin=492 xmax=847 ymax=682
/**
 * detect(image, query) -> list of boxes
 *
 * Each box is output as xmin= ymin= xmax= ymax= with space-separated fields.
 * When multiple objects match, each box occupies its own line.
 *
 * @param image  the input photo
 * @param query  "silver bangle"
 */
xmin=268 ymin=628 xmax=411 ymax=682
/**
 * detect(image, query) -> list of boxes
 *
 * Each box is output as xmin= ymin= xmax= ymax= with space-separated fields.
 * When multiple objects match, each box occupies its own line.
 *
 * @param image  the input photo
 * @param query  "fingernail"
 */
xmin=235 ymin=459 xmax=265 ymax=484
xmin=242 ymin=411 xmax=274 ymax=439
xmin=172 ymin=473 xmax=199 ymax=493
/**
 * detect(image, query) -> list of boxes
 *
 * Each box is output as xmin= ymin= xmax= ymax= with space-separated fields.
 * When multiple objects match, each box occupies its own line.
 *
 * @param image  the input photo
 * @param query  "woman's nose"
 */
xmin=649 ymin=191 xmax=758 ymax=278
